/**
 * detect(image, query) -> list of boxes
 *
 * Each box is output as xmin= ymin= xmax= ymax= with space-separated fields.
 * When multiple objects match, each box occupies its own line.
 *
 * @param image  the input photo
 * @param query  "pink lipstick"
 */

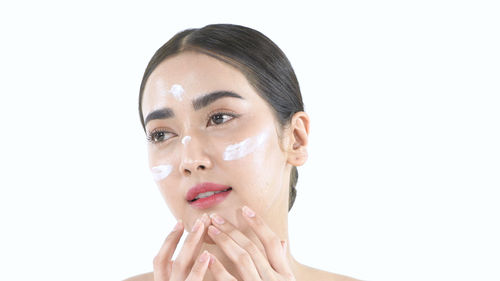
xmin=186 ymin=182 xmax=232 ymax=210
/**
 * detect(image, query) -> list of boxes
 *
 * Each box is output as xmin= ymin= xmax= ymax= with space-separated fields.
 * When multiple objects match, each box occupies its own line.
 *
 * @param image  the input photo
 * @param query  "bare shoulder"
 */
xmin=121 ymin=267 xmax=361 ymax=281
xmin=122 ymin=272 xmax=153 ymax=281
xmin=297 ymin=264 xmax=362 ymax=281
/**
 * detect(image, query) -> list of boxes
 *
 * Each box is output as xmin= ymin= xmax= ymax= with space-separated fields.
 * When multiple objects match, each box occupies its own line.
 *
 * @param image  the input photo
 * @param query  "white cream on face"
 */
xmin=169 ymin=84 xmax=184 ymax=101
xmin=181 ymin=136 xmax=192 ymax=145
xmin=223 ymin=131 xmax=268 ymax=161
xmin=151 ymin=164 xmax=173 ymax=181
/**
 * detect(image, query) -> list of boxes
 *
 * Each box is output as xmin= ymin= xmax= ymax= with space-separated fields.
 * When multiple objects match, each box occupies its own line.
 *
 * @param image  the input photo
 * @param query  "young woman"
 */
xmin=126 ymin=24 xmax=359 ymax=281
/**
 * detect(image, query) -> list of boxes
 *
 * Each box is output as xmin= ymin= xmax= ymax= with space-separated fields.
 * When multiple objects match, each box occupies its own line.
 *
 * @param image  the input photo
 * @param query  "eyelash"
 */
xmin=146 ymin=128 xmax=175 ymax=144
xmin=146 ymin=111 xmax=240 ymax=144
xmin=205 ymin=110 xmax=239 ymax=127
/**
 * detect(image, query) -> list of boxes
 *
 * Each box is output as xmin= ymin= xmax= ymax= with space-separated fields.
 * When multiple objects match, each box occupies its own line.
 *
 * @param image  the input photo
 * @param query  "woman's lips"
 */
xmin=189 ymin=189 xmax=232 ymax=209
xmin=186 ymin=182 xmax=233 ymax=210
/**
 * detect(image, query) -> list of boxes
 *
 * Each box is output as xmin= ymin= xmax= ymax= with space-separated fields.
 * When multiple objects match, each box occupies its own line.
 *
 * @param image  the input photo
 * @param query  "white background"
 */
xmin=0 ymin=1 xmax=499 ymax=280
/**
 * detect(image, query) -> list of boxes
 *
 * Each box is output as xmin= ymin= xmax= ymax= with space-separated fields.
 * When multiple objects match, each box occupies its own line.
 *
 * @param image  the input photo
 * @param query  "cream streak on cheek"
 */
xmin=223 ymin=132 xmax=268 ymax=161
xmin=151 ymin=164 xmax=173 ymax=181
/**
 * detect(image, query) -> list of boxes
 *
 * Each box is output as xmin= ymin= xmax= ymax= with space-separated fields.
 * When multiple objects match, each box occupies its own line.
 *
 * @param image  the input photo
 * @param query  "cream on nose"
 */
xmin=181 ymin=135 xmax=192 ymax=145
xmin=179 ymin=135 xmax=212 ymax=175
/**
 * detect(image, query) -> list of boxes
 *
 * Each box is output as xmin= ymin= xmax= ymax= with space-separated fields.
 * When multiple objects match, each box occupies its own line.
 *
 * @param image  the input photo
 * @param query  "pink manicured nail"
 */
xmin=281 ymin=240 xmax=287 ymax=256
xmin=208 ymin=225 xmax=221 ymax=235
xmin=201 ymin=213 xmax=210 ymax=226
xmin=172 ymin=220 xmax=183 ymax=232
xmin=242 ymin=206 xmax=256 ymax=218
xmin=191 ymin=219 xmax=202 ymax=232
xmin=198 ymin=251 xmax=209 ymax=263
xmin=210 ymin=213 xmax=225 ymax=225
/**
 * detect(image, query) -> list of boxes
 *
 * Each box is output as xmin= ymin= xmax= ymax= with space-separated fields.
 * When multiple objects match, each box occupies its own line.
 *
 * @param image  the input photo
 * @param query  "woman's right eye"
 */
xmin=147 ymin=129 xmax=175 ymax=144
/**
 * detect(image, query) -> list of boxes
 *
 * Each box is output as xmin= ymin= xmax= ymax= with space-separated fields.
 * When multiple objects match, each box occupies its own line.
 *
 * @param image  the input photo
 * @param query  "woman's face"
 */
xmin=141 ymin=51 xmax=291 ymax=234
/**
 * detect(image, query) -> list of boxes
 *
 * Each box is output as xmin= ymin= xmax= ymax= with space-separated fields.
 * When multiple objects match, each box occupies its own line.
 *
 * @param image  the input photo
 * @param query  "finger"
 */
xmin=207 ymin=225 xmax=261 ymax=281
xmin=190 ymin=213 xmax=212 ymax=267
xmin=210 ymin=213 xmax=276 ymax=280
xmin=184 ymin=250 xmax=210 ymax=281
xmin=153 ymin=220 xmax=184 ymax=281
xmin=208 ymin=253 xmax=238 ymax=281
xmin=170 ymin=214 xmax=210 ymax=279
xmin=241 ymin=205 xmax=293 ymax=276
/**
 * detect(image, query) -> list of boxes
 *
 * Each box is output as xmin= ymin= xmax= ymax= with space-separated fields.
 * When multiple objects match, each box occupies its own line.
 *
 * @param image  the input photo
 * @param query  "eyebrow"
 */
xmin=144 ymin=90 xmax=244 ymax=127
xmin=192 ymin=90 xmax=244 ymax=110
xmin=144 ymin=108 xmax=174 ymax=126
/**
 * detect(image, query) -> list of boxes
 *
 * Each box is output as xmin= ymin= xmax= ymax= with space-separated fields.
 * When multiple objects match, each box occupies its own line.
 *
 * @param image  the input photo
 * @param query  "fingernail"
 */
xmin=210 ymin=213 xmax=225 ymax=225
xmin=209 ymin=254 xmax=215 ymax=266
xmin=198 ymin=250 xmax=209 ymax=263
xmin=242 ymin=206 xmax=256 ymax=218
xmin=208 ymin=225 xmax=221 ymax=235
xmin=201 ymin=213 xmax=210 ymax=226
xmin=191 ymin=219 xmax=202 ymax=232
xmin=281 ymin=240 xmax=287 ymax=255
xmin=172 ymin=220 xmax=183 ymax=232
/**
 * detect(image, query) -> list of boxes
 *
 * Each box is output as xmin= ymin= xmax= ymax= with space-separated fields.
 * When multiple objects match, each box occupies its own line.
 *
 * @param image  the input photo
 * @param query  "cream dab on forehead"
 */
xmin=157 ymin=82 xmax=184 ymax=101
xmin=223 ymin=131 xmax=268 ymax=161
xmin=169 ymin=84 xmax=184 ymax=101
xmin=151 ymin=164 xmax=173 ymax=181
xmin=181 ymin=136 xmax=192 ymax=145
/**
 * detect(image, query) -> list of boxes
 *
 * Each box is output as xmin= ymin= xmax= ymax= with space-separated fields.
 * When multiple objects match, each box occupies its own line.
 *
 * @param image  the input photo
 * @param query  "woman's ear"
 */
xmin=284 ymin=111 xmax=310 ymax=166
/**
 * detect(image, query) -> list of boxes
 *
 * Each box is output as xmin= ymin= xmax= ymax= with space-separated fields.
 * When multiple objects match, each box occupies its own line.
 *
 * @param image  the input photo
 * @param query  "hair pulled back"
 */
xmin=138 ymin=24 xmax=304 ymax=211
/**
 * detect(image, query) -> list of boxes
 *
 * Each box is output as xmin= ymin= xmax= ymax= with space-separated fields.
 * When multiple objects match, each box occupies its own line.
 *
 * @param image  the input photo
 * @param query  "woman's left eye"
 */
xmin=208 ymin=112 xmax=238 ymax=126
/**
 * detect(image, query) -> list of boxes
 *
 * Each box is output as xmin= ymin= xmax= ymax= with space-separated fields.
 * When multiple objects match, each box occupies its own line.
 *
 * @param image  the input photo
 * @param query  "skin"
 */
xmin=127 ymin=51 xmax=360 ymax=281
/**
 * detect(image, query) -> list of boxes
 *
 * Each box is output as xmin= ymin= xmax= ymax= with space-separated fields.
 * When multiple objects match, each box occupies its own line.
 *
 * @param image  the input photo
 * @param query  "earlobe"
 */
xmin=286 ymin=112 xmax=310 ymax=166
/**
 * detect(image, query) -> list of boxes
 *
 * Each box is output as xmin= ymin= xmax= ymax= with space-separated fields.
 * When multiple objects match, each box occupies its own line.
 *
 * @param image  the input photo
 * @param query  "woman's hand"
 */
xmin=153 ymin=206 xmax=295 ymax=281
xmin=153 ymin=213 xmax=215 ymax=281
xmin=206 ymin=206 xmax=296 ymax=281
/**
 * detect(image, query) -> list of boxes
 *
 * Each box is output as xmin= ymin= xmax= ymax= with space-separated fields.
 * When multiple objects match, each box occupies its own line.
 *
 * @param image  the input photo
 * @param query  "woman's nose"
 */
xmin=178 ymin=135 xmax=213 ymax=176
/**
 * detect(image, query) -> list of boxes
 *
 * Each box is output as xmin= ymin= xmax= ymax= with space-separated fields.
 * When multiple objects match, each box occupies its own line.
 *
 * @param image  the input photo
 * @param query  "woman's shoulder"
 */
xmin=122 ymin=272 xmax=153 ymax=281
xmin=297 ymin=264 xmax=362 ymax=281
xmin=122 ymin=269 xmax=361 ymax=281
xmin=311 ymin=271 xmax=361 ymax=281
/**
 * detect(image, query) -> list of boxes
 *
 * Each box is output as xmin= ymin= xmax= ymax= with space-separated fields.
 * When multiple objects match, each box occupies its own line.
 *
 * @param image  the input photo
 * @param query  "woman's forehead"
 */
xmin=148 ymin=51 xmax=246 ymax=92
xmin=142 ymin=52 xmax=258 ymax=116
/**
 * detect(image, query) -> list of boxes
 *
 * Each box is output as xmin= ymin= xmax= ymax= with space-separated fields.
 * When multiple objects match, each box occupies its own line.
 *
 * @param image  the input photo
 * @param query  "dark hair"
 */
xmin=138 ymin=24 xmax=304 ymax=211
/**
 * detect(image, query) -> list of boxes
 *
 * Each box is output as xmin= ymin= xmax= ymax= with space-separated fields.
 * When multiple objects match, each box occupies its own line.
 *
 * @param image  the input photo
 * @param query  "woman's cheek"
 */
xmin=251 ymin=149 xmax=285 ymax=212
xmin=150 ymin=164 xmax=177 ymax=209
xmin=148 ymin=144 xmax=177 ymax=181
xmin=150 ymin=164 xmax=173 ymax=181
xmin=221 ymin=130 xmax=284 ymax=212
xmin=148 ymin=147 xmax=179 ymax=207
xmin=155 ymin=174 xmax=183 ymax=219
xmin=221 ymin=131 xmax=267 ymax=161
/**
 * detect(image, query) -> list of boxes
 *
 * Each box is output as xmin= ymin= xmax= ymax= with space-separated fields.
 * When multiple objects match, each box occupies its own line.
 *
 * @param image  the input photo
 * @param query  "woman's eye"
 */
xmin=147 ymin=130 xmax=174 ymax=144
xmin=208 ymin=112 xmax=236 ymax=126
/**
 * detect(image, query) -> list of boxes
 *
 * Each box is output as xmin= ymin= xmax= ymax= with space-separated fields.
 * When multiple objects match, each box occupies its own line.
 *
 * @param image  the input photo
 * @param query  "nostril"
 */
xmin=198 ymin=165 xmax=206 ymax=170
